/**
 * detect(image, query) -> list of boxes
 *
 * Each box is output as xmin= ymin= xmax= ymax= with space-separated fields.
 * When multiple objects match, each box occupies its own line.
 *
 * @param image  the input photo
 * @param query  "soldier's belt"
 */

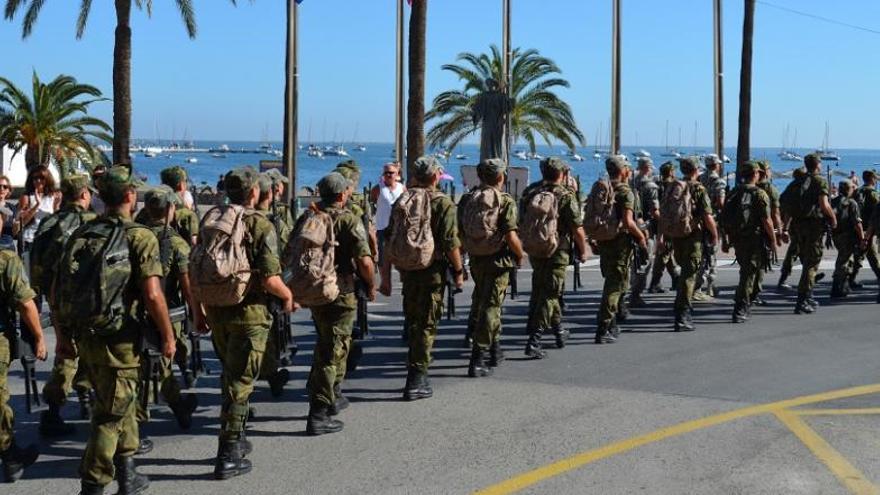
xmin=168 ymin=306 xmax=187 ymax=324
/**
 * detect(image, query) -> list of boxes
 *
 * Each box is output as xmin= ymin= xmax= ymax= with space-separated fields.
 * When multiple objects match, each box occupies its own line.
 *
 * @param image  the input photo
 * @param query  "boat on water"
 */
xmin=185 ymin=157 xmax=198 ymax=164
xmin=513 ymin=150 xmax=529 ymax=160
xmin=779 ymin=150 xmax=803 ymax=162
xmin=816 ymin=122 xmax=840 ymax=161
xmin=354 ymin=144 xmax=367 ymax=152
xmin=323 ymin=145 xmax=349 ymax=157
xmin=661 ymin=122 xmax=682 ymax=158
xmin=211 ymin=153 xmax=226 ymax=159
xmin=631 ymin=149 xmax=652 ymax=159
xmin=528 ymin=152 xmax=544 ymax=161
xmin=455 ymin=154 xmax=468 ymax=161
xmin=143 ymin=146 xmax=162 ymax=158
xmin=307 ymin=145 xmax=324 ymax=158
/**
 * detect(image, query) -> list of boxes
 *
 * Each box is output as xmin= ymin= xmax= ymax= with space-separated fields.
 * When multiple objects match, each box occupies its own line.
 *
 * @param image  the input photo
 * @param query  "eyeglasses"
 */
xmin=383 ymin=172 xmax=396 ymax=177
xmin=0 ymin=185 xmax=9 ymax=190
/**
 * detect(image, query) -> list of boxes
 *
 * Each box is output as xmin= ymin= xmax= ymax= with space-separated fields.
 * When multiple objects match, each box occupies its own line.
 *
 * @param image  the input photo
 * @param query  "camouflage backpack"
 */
xmin=30 ymin=208 xmax=91 ymax=294
xmin=459 ymin=186 xmax=505 ymax=256
xmin=54 ymin=217 xmax=133 ymax=337
xmin=720 ymin=185 xmax=759 ymax=243
xmin=583 ymin=180 xmax=622 ymax=242
xmin=780 ymin=176 xmax=819 ymax=221
xmin=190 ymin=204 xmax=252 ymax=307
xmin=520 ymin=186 xmax=560 ymax=259
xmin=659 ymin=180 xmax=695 ymax=239
xmin=386 ymin=188 xmax=435 ymax=271
xmin=285 ymin=204 xmax=339 ymax=308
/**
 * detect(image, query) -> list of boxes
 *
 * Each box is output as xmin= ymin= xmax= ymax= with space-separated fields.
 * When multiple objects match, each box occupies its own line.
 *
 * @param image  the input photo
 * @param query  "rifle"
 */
xmin=570 ymin=175 xmax=583 ymax=292
xmin=509 ymin=178 xmax=520 ymax=300
xmin=270 ymin=178 xmax=296 ymax=367
xmin=347 ymin=186 xmax=373 ymax=374
xmin=4 ymin=309 xmax=49 ymax=414
xmin=140 ymin=314 xmax=165 ymax=411
xmin=445 ymin=265 xmax=463 ymax=321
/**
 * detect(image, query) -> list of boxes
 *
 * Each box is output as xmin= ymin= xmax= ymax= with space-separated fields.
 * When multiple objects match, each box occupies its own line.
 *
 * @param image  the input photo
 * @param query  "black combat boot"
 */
xmin=213 ymin=439 xmax=253 ymax=480
xmin=777 ymin=268 xmax=792 ymax=290
xmin=113 ymin=455 xmax=149 ymax=495
xmin=523 ymin=329 xmax=547 ymax=359
xmin=1 ymin=442 xmax=38 ymax=483
xmin=135 ymin=436 xmax=153 ymax=456
xmin=79 ymin=480 xmax=105 ymax=494
xmin=815 ymin=272 xmax=826 ymax=283
xmin=595 ymin=321 xmax=616 ymax=344
xmin=794 ymin=294 xmax=815 ymax=314
xmin=467 ymin=345 xmax=492 ymax=378
xmin=487 ymin=340 xmax=505 ymax=367
xmin=674 ymin=309 xmax=695 ymax=332
xmin=328 ymin=384 xmax=350 ymax=416
xmin=616 ymin=299 xmax=630 ymax=322
xmin=629 ymin=292 xmax=647 ymax=308
xmin=306 ymin=402 xmax=345 ymax=435
xmin=78 ymin=390 xmax=94 ymax=420
xmin=462 ymin=323 xmax=474 ymax=349
xmin=830 ymin=279 xmax=848 ymax=299
xmin=552 ymin=324 xmax=570 ymax=349
xmin=848 ymin=276 xmax=864 ymax=291
xmin=732 ymin=304 xmax=748 ymax=323
xmin=183 ymin=370 xmax=197 ymax=389
xmin=403 ymin=369 xmax=433 ymax=401
xmin=267 ymin=368 xmax=289 ymax=398
xmin=806 ymin=290 xmax=820 ymax=309
xmin=169 ymin=393 xmax=198 ymax=430
xmin=39 ymin=405 xmax=76 ymax=437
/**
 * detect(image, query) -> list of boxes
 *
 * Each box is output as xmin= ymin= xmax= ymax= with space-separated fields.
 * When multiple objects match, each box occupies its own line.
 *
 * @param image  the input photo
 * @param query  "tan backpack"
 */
xmin=659 ymin=180 xmax=695 ymax=239
xmin=460 ymin=187 xmax=505 ymax=256
xmin=387 ymin=188 xmax=435 ymax=271
xmin=583 ymin=180 xmax=622 ymax=242
xmin=520 ymin=186 xmax=560 ymax=259
xmin=190 ymin=204 xmax=252 ymax=307
xmin=286 ymin=204 xmax=339 ymax=307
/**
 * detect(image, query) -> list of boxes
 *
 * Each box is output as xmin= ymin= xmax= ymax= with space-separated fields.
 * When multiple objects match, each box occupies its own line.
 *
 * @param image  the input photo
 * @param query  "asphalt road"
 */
xmin=6 ymin=255 xmax=880 ymax=495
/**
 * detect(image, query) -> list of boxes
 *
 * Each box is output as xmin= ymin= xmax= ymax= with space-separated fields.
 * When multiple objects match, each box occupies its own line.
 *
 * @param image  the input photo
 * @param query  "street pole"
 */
xmin=713 ymin=0 xmax=724 ymax=164
xmin=283 ymin=0 xmax=298 ymax=208
xmin=395 ymin=0 xmax=406 ymax=167
xmin=610 ymin=0 xmax=622 ymax=156
xmin=503 ymin=0 xmax=512 ymax=165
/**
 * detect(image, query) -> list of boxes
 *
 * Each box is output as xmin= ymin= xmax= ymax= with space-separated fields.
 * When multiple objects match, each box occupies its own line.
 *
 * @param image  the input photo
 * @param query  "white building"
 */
xmin=0 ymin=144 xmax=65 ymax=187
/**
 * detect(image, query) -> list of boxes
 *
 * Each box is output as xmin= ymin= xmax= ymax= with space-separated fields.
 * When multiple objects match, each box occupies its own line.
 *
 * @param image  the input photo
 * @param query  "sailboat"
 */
xmin=779 ymin=124 xmax=803 ymax=162
xmin=816 ymin=122 xmax=840 ymax=161
xmin=661 ymin=120 xmax=681 ymax=158
xmin=352 ymin=123 xmax=366 ymax=152
xmin=593 ymin=121 xmax=610 ymax=159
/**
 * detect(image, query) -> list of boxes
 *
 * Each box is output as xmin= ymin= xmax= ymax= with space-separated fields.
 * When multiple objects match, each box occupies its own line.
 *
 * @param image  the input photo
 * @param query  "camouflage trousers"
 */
xmin=307 ymin=294 xmax=356 ymax=408
xmin=0 ymin=335 xmax=13 ymax=452
xmin=173 ymin=321 xmax=190 ymax=375
xmin=258 ymin=329 xmax=278 ymax=381
xmin=672 ymin=234 xmax=703 ymax=311
xmin=792 ymin=221 xmax=825 ymax=296
xmin=136 ymin=321 xmax=187 ymax=421
xmin=402 ymin=267 xmax=445 ymax=373
xmin=695 ymin=243 xmax=717 ymax=294
xmin=598 ymin=236 xmax=634 ymax=327
xmin=77 ymin=336 xmax=140 ymax=487
xmin=467 ymin=264 xmax=511 ymax=350
xmin=734 ymin=238 xmax=763 ymax=307
xmin=630 ymin=236 xmax=654 ymax=297
xmin=527 ymin=258 xmax=567 ymax=332
xmin=42 ymin=339 xmax=92 ymax=408
xmin=208 ymin=310 xmax=270 ymax=442
xmin=832 ymin=235 xmax=858 ymax=287
xmin=650 ymin=239 xmax=679 ymax=288
xmin=851 ymin=240 xmax=880 ymax=281
xmin=781 ymin=241 xmax=799 ymax=275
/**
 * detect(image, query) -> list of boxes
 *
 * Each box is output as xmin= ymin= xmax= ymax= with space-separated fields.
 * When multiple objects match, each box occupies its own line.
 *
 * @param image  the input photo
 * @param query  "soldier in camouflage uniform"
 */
xmin=37 ymin=175 xmax=96 ymax=437
xmin=694 ymin=155 xmax=726 ymax=299
xmin=71 ymin=166 xmax=177 ymax=495
xmin=829 ymin=180 xmax=863 ymax=299
xmin=192 ymin=166 xmax=295 ymax=480
xmin=850 ymin=170 xmax=880 ymax=288
xmin=458 ymin=158 xmax=523 ymax=376
xmin=305 ymin=173 xmax=375 ymax=435
xmin=521 ymin=157 xmax=587 ymax=358
xmin=135 ymin=166 xmax=199 ymax=246
xmin=861 ymin=181 xmax=880 ymax=303
xmin=335 ymin=160 xmax=378 ymax=258
xmin=264 ymin=168 xmax=295 ymax=248
xmin=255 ymin=174 xmax=291 ymax=398
xmin=750 ymin=160 xmax=784 ymax=306
xmin=595 ymin=156 xmax=648 ymax=343
xmin=649 ymin=161 xmax=680 ymax=293
xmin=783 ymin=154 xmax=837 ymax=314
xmin=390 ymin=157 xmax=464 ymax=400
xmin=672 ymin=157 xmax=718 ymax=332
xmin=0 ymin=214 xmax=47 ymax=483
xmin=723 ymin=161 xmax=776 ymax=323
xmin=629 ymin=157 xmax=659 ymax=307
xmin=134 ymin=187 xmax=199 ymax=440
xmin=777 ymin=168 xmax=807 ymax=290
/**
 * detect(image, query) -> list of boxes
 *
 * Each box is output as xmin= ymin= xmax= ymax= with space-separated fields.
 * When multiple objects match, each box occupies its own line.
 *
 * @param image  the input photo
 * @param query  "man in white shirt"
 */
xmin=373 ymin=162 xmax=405 ymax=295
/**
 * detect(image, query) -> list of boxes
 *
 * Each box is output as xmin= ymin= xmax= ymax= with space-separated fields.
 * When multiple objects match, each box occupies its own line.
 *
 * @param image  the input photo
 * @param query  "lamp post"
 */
xmin=283 ymin=0 xmax=299 ymax=208
xmin=610 ymin=0 xmax=622 ymax=155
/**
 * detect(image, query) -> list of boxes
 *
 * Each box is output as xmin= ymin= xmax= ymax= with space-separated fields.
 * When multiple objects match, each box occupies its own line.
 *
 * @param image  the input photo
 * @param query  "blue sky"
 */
xmin=3 ymin=0 xmax=880 ymax=148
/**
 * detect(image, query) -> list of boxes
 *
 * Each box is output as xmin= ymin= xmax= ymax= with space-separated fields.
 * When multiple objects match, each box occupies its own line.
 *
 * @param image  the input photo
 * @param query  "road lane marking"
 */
xmin=474 ymin=383 xmax=880 ymax=495
xmin=796 ymin=408 xmax=880 ymax=416
xmin=774 ymin=409 xmax=880 ymax=495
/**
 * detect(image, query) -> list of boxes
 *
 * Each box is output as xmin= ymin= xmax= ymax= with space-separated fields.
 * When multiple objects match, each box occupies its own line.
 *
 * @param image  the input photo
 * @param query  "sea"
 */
xmin=130 ymin=141 xmax=880 ymax=194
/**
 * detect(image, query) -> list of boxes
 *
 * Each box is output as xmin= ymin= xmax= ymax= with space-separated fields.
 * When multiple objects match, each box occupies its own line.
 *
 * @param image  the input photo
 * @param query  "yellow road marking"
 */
xmin=774 ymin=410 xmax=880 ymax=495
xmin=796 ymin=408 xmax=880 ymax=416
xmin=474 ymin=383 xmax=880 ymax=495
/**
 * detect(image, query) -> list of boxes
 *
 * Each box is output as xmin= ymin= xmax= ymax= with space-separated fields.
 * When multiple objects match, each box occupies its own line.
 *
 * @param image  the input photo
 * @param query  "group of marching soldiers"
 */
xmin=0 ymin=149 xmax=874 ymax=494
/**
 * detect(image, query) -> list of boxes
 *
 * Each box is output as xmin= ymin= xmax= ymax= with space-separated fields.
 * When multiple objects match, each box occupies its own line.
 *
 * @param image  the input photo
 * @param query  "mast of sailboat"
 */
xmin=610 ymin=0 xmax=622 ymax=155
xmin=665 ymin=120 xmax=669 ymax=151
xmin=395 ymin=0 xmax=406 ymax=166
xmin=283 ymin=0 xmax=298 ymax=204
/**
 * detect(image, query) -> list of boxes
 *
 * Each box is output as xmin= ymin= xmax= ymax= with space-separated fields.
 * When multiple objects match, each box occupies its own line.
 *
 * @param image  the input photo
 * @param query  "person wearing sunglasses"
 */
xmin=15 ymin=166 xmax=60 ymax=252
xmin=0 ymin=176 xmax=17 ymax=248
xmin=371 ymin=162 xmax=405 ymax=295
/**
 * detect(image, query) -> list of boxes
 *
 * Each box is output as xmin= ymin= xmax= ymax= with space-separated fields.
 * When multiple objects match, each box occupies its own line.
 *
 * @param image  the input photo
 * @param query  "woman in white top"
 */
xmin=16 ymin=165 xmax=61 ymax=251
xmin=371 ymin=162 xmax=405 ymax=295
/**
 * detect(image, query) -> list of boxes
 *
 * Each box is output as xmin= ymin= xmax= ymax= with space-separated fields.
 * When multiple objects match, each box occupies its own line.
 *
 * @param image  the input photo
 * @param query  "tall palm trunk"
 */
xmin=406 ymin=0 xmax=427 ymax=180
xmin=736 ymin=0 xmax=755 ymax=170
xmin=113 ymin=0 xmax=132 ymax=166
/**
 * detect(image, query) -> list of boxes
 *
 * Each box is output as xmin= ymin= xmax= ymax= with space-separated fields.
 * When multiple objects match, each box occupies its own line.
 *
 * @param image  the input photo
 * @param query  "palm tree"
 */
xmin=406 ymin=0 xmax=427 ymax=179
xmin=426 ymin=45 xmax=585 ymax=156
xmin=736 ymin=0 xmax=756 ymax=169
xmin=4 ymin=0 xmax=240 ymax=166
xmin=0 ymin=72 xmax=112 ymax=173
